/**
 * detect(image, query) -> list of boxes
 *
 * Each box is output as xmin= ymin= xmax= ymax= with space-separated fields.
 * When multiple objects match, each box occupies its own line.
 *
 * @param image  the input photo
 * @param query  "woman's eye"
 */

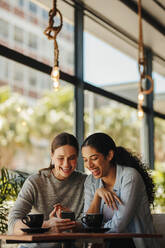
xmin=91 ymin=156 xmax=97 ymax=160
xmin=69 ymin=156 xmax=76 ymax=160
xmin=58 ymin=158 xmax=64 ymax=160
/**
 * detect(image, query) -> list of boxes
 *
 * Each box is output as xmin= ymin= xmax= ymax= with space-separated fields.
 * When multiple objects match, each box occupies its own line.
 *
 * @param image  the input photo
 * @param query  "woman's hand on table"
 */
xmin=96 ymin=187 xmax=122 ymax=210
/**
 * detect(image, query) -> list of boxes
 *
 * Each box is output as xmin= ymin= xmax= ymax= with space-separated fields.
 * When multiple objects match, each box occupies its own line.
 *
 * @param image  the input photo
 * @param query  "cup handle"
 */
xmin=22 ymin=216 xmax=30 ymax=225
xmin=81 ymin=216 xmax=87 ymax=225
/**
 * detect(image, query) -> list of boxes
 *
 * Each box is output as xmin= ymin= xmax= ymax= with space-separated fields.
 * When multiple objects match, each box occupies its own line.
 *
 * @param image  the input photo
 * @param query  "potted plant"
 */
xmin=0 ymin=168 xmax=28 ymax=234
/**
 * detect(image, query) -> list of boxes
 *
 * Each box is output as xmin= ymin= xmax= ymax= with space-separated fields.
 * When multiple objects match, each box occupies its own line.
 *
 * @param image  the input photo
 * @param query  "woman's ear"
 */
xmin=107 ymin=150 xmax=114 ymax=162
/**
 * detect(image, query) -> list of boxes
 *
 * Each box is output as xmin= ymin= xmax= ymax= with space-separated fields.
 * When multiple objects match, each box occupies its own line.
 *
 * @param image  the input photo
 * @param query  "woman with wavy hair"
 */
xmin=81 ymin=132 xmax=158 ymax=248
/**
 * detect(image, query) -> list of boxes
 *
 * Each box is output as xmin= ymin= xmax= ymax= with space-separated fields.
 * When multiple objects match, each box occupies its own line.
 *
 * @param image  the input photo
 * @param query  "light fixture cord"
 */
xmin=53 ymin=0 xmax=57 ymax=13
xmin=137 ymin=0 xmax=154 ymax=119
xmin=138 ymin=0 xmax=144 ymax=93
xmin=44 ymin=0 xmax=63 ymax=67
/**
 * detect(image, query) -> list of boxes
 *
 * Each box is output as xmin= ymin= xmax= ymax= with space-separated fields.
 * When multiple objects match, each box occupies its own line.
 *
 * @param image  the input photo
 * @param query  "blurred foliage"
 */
xmin=0 ymin=86 xmax=31 ymax=167
xmin=0 ymin=168 xmax=27 ymax=233
xmin=152 ymin=164 xmax=165 ymax=213
xmin=85 ymin=100 xmax=141 ymax=152
xmin=30 ymin=85 xmax=73 ymax=139
xmin=0 ymin=86 xmax=10 ymax=104
xmin=0 ymin=86 xmax=73 ymax=167
xmin=155 ymin=118 xmax=165 ymax=162
xmin=94 ymin=105 xmax=140 ymax=152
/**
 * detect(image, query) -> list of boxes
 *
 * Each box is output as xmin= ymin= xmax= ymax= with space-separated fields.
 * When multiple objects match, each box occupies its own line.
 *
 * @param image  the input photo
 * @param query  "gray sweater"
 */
xmin=8 ymin=169 xmax=87 ymax=233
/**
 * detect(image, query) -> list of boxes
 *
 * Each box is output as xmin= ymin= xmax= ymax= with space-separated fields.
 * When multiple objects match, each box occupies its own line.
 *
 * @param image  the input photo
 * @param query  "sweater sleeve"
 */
xmin=104 ymin=169 xmax=144 ymax=232
xmin=8 ymin=176 xmax=36 ymax=233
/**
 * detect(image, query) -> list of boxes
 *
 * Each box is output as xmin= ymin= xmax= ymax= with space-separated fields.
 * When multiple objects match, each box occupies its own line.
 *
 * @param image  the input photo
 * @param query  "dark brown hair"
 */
xmin=39 ymin=132 xmax=79 ymax=174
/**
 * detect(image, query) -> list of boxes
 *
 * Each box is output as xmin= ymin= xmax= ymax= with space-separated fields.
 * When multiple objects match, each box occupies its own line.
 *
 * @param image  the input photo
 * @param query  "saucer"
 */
xmin=21 ymin=227 xmax=50 ymax=234
xmin=84 ymin=227 xmax=110 ymax=233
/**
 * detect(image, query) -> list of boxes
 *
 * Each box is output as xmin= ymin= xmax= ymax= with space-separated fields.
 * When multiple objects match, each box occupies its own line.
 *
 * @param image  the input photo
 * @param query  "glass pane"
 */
xmin=154 ymin=117 xmax=165 ymax=213
xmin=84 ymin=15 xmax=139 ymax=103
xmin=84 ymin=90 xmax=141 ymax=173
xmin=0 ymin=56 xmax=74 ymax=173
xmin=0 ymin=18 xmax=9 ymax=39
xmin=0 ymin=0 xmax=74 ymax=75
xmin=153 ymin=72 xmax=165 ymax=114
xmin=14 ymin=26 xmax=24 ymax=44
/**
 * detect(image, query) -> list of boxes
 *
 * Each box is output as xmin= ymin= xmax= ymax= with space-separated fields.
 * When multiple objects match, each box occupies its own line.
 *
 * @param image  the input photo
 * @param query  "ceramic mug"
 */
xmin=22 ymin=213 xmax=44 ymax=228
xmin=81 ymin=213 xmax=103 ymax=228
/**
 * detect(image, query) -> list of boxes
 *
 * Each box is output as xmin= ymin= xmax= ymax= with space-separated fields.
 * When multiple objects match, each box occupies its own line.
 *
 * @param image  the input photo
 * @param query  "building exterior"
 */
xmin=0 ymin=0 xmax=74 ymax=104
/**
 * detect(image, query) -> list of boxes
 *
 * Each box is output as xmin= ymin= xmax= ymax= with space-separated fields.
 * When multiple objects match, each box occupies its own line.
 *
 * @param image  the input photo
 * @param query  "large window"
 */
xmin=0 ymin=0 xmax=165 ymax=214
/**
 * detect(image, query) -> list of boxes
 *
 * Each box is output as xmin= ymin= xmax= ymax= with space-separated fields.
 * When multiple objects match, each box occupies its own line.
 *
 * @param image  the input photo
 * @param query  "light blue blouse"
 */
xmin=84 ymin=165 xmax=160 ymax=248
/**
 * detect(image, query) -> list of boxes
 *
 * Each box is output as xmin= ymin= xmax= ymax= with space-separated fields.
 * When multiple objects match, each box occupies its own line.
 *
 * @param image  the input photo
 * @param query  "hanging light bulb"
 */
xmin=51 ymin=66 xmax=60 ymax=90
xmin=138 ymin=90 xmax=144 ymax=119
xmin=138 ymin=92 xmax=144 ymax=103
xmin=138 ymin=109 xmax=144 ymax=120
xmin=44 ymin=0 xmax=63 ymax=91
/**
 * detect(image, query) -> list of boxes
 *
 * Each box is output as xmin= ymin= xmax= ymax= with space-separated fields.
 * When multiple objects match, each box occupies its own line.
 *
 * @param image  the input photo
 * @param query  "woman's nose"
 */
xmin=63 ymin=158 xmax=69 ymax=167
xmin=87 ymin=159 xmax=94 ymax=169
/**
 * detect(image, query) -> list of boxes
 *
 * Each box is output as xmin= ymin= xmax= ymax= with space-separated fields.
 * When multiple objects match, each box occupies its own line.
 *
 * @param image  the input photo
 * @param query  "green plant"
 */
xmin=152 ymin=170 xmax=165 ymax=213
xmin=0 ymin=168 xmax=28 ymax=233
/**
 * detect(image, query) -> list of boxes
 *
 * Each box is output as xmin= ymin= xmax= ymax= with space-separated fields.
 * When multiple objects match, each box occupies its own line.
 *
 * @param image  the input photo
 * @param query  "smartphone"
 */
xmin=61 ymin=211 xmax=75 ymax=221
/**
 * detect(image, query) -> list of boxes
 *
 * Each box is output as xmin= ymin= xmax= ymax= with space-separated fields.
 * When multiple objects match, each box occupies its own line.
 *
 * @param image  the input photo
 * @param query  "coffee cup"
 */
xmin=81 ymin=213 xmax=103 ymax=228
xmin=22 ymin=213 xmax=44 ymax=228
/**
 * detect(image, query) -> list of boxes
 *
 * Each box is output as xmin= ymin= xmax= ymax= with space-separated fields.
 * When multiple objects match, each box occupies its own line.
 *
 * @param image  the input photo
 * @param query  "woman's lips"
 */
xmin=91 ymin=168 xmax=100 ymax=176
xmin=61 ymin=167 xmax=72 ymax=173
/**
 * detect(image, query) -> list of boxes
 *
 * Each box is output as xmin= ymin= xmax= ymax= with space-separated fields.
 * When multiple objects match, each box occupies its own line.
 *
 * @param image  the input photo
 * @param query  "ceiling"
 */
xmin=33 ymin=0 xmax=165 ymax=76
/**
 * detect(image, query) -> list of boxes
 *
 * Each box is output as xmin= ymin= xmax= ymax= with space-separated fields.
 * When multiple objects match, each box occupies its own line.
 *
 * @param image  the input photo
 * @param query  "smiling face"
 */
xmin=82 ymin=146 xmax=113 ymax=179
xmin=51 ymin=145 xmax=78 ymax=180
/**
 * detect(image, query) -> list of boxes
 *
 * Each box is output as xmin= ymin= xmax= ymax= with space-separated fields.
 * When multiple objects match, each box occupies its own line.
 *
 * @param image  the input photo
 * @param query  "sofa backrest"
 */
xmin=152 ymin=214 xmax=165 ymax=248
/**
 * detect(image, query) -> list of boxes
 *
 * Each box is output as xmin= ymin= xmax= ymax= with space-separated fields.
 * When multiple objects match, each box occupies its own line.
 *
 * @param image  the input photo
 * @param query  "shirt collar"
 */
xmin=99 ymin=164 xmax=123 ymax=191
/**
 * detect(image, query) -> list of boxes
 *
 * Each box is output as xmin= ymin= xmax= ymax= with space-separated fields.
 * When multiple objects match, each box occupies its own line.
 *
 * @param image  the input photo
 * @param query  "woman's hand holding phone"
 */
xmin=45 ymin=207 xmax=76 ymax=232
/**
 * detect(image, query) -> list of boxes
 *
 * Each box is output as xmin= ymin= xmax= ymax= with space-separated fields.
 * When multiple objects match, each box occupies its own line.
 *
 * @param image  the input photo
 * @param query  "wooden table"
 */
xmin=0 ymin=232 xmax=163 ymax=248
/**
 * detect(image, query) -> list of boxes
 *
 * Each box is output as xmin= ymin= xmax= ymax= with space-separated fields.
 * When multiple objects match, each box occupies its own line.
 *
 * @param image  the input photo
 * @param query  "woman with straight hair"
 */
xmin=8 ymin=132 xmax=86 ymax=247
xmin=81 ymin=132 xmax=159 ymax=248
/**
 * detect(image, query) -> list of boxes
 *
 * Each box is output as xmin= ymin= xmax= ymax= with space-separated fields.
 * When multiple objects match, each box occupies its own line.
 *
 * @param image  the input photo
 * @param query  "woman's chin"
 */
xmin=61 ymin=170 xmax=73 ymax=178
xmin=92 ymin=172 xmax=101 ymax=178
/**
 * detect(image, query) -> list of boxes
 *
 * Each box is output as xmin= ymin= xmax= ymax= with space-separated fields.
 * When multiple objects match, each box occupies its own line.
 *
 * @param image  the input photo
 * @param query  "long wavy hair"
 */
xmin=39 ymin=132 xmax=79 ymax=174
xmin=81 ymin=132 xmax=155 ymax=205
